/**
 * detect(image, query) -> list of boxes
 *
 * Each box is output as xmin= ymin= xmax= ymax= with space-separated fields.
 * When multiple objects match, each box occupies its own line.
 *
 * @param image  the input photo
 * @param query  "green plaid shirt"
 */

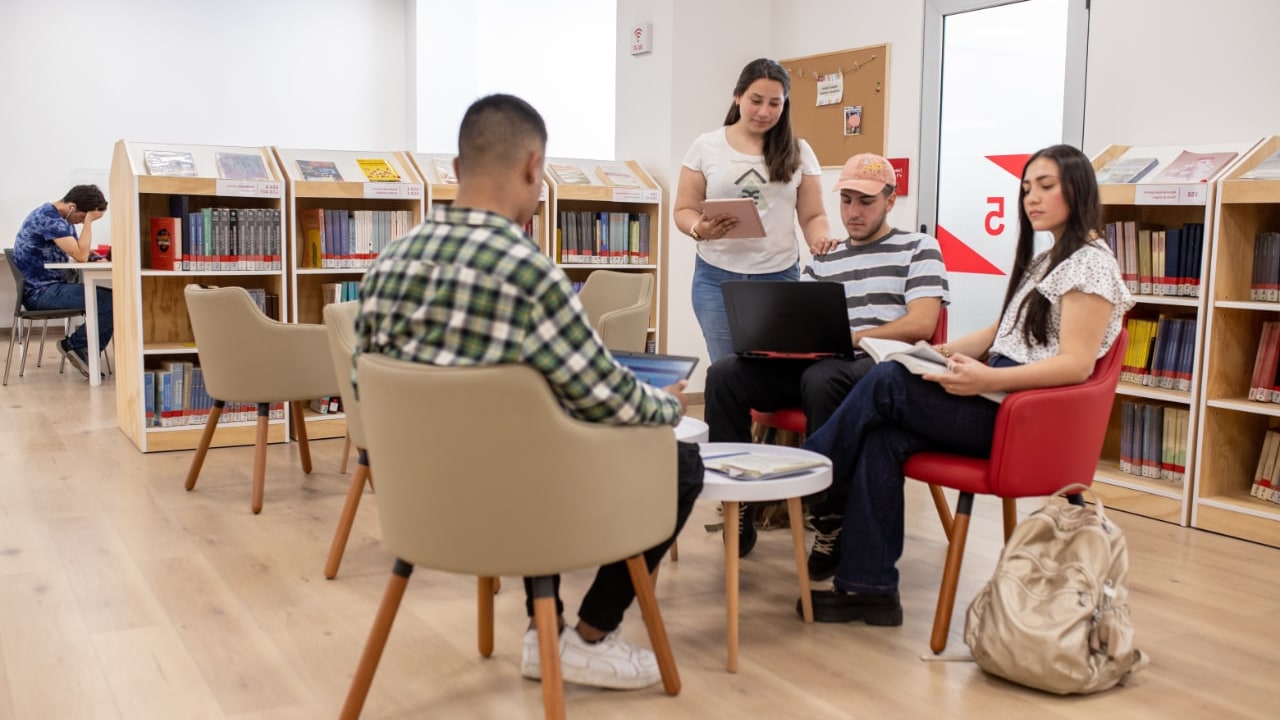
xmin=354 ymin=205 xmax=681 ymax=426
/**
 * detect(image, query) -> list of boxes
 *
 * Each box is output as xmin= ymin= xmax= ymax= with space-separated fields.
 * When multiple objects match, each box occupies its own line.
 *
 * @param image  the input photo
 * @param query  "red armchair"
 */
xmin=903 ymin=330 xmax=1127 ymax=653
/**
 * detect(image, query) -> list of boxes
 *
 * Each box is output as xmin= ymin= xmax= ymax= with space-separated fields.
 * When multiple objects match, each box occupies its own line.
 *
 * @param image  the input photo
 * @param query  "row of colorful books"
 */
xmin=1119 ymin=402 xmax=1188 ymax=485
xmin=1246 ymin=321 xmax=1280 ymax=402
xmin=1249 ymin=232 xmax=1280 ymax=301
xmin=144 ymin=363 xmax=285 ymax=428
xmin=298 ymin=208 xmax=415 ymax=270
xmin=310 ymin=396 xmax=344 ymax=414
xmin=148 ymin=208 xmax=284 ymax=272
xmin=1120 ymin=316 xmax=1197 ymax=391
xmin=556 ymin=211 xmax=651 ymax=265
xmin=1250 ymin=429 xmax=1280 ymax=503
xmin=1103 ymin=221 xmax=1205 ymax=297
xmin=321 ymin=281 xmax=361 ymax=305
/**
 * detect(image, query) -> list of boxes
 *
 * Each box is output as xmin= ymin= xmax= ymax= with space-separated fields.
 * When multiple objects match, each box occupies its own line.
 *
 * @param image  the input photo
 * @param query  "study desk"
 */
xmin=44 ymin=261 xmax=112 ymax=386
xmin=698 ymin=442 xmax=832 ymax=672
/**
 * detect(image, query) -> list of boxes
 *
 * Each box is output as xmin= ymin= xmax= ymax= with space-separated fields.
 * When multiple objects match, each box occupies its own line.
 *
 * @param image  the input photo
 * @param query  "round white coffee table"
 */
xmin=675 ymin=416 xmax=709 ymax=443
xmin=698 ymin=442 xmax=833 ymax=672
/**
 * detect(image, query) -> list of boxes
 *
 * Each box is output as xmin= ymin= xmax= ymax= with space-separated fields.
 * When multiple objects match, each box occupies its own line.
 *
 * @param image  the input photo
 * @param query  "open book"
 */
xmin=703 ymin=452 xmax=828 ymax=481
xmin=859 ymin=337 xmax=1007 ymax=403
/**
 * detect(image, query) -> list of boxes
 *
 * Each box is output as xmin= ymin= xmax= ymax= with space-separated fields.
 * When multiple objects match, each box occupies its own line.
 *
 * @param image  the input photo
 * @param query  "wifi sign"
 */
xmin=630 ymin=23 xmax=652 ymax=55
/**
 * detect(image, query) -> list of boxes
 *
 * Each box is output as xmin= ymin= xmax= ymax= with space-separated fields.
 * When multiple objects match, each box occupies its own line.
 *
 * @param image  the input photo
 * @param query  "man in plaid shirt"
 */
xmin=354 ymin=94 xmax=703 ymax=691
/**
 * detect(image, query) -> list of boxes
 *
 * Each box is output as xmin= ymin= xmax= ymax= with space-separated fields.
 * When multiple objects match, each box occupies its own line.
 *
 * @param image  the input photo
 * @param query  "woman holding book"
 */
xmin=674 ymin=58 xmax=838 ymax=363
xmin=798 ymin=144 xmax=1133 ymax=624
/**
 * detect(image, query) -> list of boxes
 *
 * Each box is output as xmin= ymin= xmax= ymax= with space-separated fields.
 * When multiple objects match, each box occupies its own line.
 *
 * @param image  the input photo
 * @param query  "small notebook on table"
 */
xmin=704 ymin=452 xmax=827 ymax=481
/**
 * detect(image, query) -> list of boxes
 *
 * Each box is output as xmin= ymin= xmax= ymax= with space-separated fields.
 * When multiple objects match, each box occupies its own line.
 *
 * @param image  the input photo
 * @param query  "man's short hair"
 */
xmin=62 ymin=184 xmax=108 ymax=211
xmin=457 ymin=94 xmax=547 ymax=177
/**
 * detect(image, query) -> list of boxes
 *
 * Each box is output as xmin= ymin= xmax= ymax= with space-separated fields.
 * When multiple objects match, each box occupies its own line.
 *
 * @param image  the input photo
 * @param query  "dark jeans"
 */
xmin=522 ymin=441 xmax=704 ymax=631
xmin=24 ymin=282 xmax=113 ymax=356
xmin=704 ymin=355 xmax=875 ymax=444
xmin=802 ymin=362 xmax=999 ymax=593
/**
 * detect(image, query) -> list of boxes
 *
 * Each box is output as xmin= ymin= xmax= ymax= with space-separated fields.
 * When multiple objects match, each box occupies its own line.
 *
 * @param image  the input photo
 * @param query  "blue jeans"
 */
xmin=802 ymin=362 xmax=999 ymax=593
xmin=24 ymin=282 xmax=113 ymax=356
xmin=691 ymin=255 xmax=799 ymax=364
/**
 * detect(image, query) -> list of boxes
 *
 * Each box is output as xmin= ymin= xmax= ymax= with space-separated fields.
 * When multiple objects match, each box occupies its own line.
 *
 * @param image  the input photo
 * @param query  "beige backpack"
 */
xmin=964 ymin=485 xmax=1149 ymax=694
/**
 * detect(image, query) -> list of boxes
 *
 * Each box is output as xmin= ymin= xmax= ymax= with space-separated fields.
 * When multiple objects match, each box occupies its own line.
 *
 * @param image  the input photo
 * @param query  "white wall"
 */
xmin=0 ymin=0 xmax=408 ymax=245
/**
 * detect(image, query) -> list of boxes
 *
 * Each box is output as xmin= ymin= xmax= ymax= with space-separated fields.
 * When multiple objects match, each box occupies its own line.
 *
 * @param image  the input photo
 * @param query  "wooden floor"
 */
xmin=0 ymin=343 xmax=1276 ymax=719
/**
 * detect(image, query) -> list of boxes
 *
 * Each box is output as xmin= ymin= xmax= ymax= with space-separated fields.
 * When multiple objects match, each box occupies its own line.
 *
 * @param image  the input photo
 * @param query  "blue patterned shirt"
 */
xmin=354 ymin=205 xmax=681 ymax=426
xmin=13 ymin=203 xmax=75 ymax=293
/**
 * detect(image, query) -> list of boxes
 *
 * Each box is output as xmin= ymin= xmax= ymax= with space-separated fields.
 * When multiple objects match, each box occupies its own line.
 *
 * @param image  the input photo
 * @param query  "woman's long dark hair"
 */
xmin=1000 ymin=144 xmax=1103 ymax=347
xmin=723 ymin=58 xmax=800 ymax=184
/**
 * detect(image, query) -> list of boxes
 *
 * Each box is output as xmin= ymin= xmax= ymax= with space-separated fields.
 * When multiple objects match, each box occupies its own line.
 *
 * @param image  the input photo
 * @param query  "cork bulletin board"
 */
xmin=781 ymin=43 xmax=889 ymax=167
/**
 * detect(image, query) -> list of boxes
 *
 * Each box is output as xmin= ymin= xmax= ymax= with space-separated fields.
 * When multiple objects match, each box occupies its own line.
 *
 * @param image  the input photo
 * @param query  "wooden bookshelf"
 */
xmin=273 ymin=147 xmax=425 ymax=440
xmin=544 ymin=158 xmax=665 ymax=352
xmin=1192 ymin=135 xmax=1280 ymax=547
xmin=1090 ymin=140 xmax=1260 ymax=524
xmin=110 ymin=140 xmax=289 ymax=452
xmin=408 ymin=152 xmax=550 ymax=255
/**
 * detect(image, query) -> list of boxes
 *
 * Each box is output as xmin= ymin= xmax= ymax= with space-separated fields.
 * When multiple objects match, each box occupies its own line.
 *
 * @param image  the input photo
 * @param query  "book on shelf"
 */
xmin=1240 ymin=150 xmax=1280 ymax=180
xmin=548 ymin=162 xmax=591 ymax=185
xmin=595 ymin=164 xmax=643 ymax=188
xmin=296 ymin=159 xmax=343 ymax=182
xmin=858 ymin=337 xmax=1007 ymax=403
xmin=703 ymin=451 xmax=827 ymax=480
xmin=431 ymin=156 xmax=457 ymax=184
xmin=148 ymin=217 xmax=182 ymax=270
xmin=1095 ymin=156 xmax=1159 ymax=184
xmin=144 ymin=149 xmax=197 ymax=177
xmin=356 ymin=157 xmax=400 ymax=182
xmin=1251 ymin=232 xmax=1280 ymax=301
xmin=1118 ymin=401 xmax=1187 ymax=485
xmin=215 ymin=152 xmax=270 ymax=181
xmin=1150 ymin=150 xmax=1238 ymax=183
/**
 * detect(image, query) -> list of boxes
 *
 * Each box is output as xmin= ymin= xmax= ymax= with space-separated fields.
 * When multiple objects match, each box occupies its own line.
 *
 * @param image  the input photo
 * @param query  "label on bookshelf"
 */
xmin=612 ymin=188 xmax=659 ymax=203
xmin=1133 ymin=184 xmax=1208 ymax=206
xmin=363 ymin=183 xmax=423 ymax=199
xmin=216 ymin=179 xmax=283 ymax=198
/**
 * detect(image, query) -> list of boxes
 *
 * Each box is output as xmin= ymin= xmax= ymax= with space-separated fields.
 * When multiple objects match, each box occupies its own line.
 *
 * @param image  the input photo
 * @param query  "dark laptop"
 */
xmin=613 ymin=351 xmax=700 ymax=387
xmin=721 ymin=281 xmax=855 ymax=359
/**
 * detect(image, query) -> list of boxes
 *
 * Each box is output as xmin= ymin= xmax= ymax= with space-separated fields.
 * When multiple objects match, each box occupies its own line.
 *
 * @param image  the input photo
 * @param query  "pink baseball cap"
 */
xmin=833 ymin=153 xmax=896 ymax=195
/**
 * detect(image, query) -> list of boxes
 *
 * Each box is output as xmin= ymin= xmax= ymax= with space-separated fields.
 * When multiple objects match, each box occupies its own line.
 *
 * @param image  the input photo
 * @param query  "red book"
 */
xmin=148 ymin=217 xmax=181 ymax=270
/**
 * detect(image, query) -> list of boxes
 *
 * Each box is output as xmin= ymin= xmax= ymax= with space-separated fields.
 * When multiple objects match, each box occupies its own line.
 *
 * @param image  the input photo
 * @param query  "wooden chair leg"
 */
xmin=626 ymin=555 xmax=681 ymax=696
xmin=929 ymin=484 xmax=954 ymax=541
xmin=251 ymin=403 xmax=269 ymax=514
xmin=339 ymin=432 xmax=353 ymax=474
xmin=1001 ymin=498 xmax=1018 ymax=543
xmin=531 ymin=578 xmax=566 ymax=720
xmin=340 ymin=559 xmax=413 ymax=720
xmin=786 ymin=497 xmax=814 ymax=623
xmin=722 ymin=500 xmax=740 ymax=673
xmin=930 ymin=493 xmax=973 ymax=654
xmin=290 ymin=401 xmax=313 ymax=474
xmin=324 ymin=452 xmax=369 ymax=579
xmin=185 ymin=400 xmax=225 ymax=491
xmin=477 ymin=576 xmax=497 ymax=657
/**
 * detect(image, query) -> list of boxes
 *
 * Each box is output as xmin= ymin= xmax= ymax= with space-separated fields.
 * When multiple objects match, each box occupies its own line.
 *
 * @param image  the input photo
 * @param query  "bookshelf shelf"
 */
xmin=1191 ymin=135 xmax=1280 ymax=547
xmin=1091 ymin=140 xmax=1261 ymax=524
xmin=111 ymin=140 xmax=290 ymax=452
xmin=545 ymin=158 xmax=665 ymax=351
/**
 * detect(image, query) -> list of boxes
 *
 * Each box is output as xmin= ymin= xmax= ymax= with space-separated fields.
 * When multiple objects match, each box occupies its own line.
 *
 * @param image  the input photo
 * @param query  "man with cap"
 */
xmin=704 ymin=153 xmax=949 ymax=577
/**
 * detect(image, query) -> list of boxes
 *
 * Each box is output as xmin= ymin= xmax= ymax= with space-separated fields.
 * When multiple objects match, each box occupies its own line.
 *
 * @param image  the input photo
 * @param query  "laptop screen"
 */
xmin=613 ymin=351 xmax=700 ymax=388
xmin=721 ymin=281 xmax=855 ymax=359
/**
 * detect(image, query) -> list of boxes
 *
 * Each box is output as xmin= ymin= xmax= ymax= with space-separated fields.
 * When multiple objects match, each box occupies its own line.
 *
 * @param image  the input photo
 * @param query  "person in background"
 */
xmin=799 ymin=144 xmax=1133 ymax=625
xmin=354 ymin=93 xmax=703 ymax=690
xmin=705 ymin=154 xmax=948 ymax=562
xmin=674 ymin=57 xmax=838 ymax=365
xmin=11 ymin=184 xmax=111 ymax=379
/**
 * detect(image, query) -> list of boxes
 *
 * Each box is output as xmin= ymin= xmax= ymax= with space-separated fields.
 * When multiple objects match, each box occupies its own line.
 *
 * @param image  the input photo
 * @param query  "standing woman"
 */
xmin=675 ymin=58 xmax=838 ymax=363
xmin=798 ymin=144 xmax=1134 ymax=624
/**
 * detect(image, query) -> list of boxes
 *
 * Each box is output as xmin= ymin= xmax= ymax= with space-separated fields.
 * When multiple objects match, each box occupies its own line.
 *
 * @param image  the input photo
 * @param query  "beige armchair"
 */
xmin=577 ymin=270 xmax=653 ymax=352
xmin=322 ymin=301 xmax=372 ymax=579
xmin=183 ymin=284 xmax=340 ymax=514
xmin=341 ymin=356 xmax=680 ymax=720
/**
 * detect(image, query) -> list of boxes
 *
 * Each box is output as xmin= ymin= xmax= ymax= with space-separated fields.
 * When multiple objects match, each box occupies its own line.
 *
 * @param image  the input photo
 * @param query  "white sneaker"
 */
xmin=559 ymin=627 xmax=660 ymax=690
xmin=520 ymin=627 xmax=560 ymax=681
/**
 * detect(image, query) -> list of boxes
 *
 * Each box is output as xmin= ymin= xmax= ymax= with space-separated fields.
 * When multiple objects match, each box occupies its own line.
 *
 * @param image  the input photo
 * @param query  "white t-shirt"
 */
xmin=682 ymin=128 xmax=822 ymax=274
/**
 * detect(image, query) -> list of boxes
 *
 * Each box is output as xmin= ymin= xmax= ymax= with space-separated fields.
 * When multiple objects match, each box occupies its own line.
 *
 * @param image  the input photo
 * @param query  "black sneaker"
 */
xmin=807 ymin=514 xmax=842 ymax=581
xmin=799 ymin=589 xmax=902 ymax=626
xmin=58 ymin=340 xmax=90 ymax=379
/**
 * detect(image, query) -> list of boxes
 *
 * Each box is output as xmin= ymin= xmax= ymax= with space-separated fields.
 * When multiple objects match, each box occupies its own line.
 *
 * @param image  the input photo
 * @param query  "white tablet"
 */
xmin=701 ymin=198 xmax=767 ymax=239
